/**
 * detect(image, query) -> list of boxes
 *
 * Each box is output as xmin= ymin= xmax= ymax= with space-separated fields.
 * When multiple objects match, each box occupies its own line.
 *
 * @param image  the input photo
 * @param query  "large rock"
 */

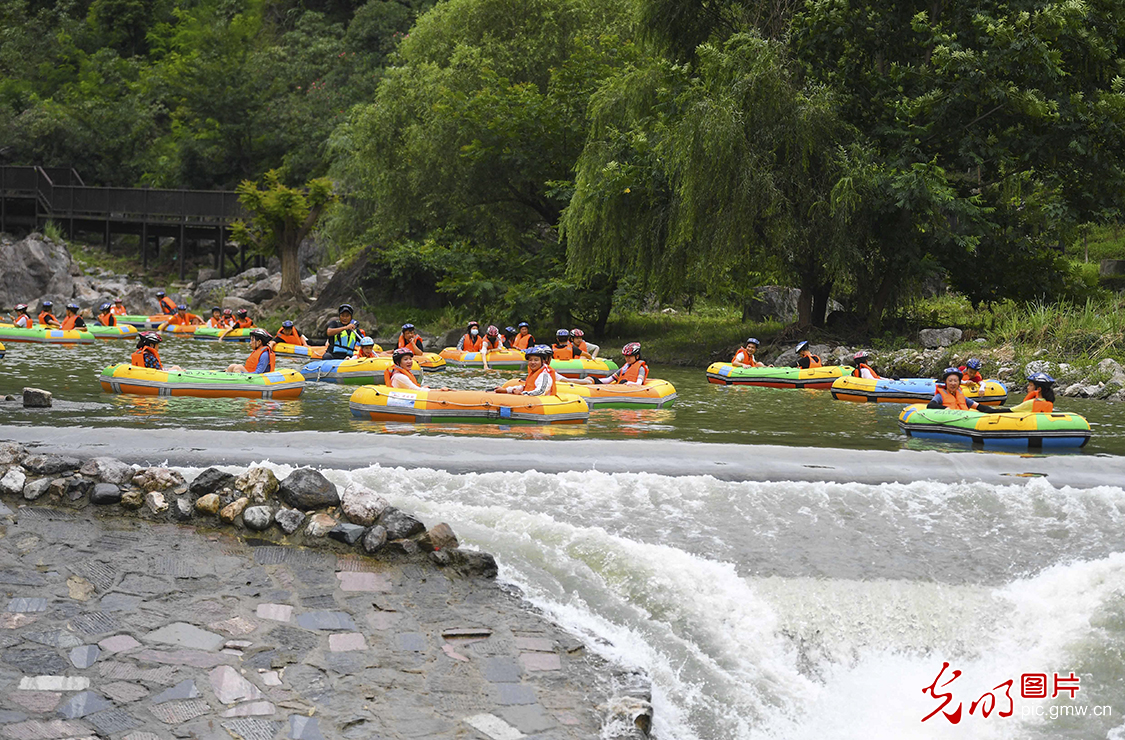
xmin=243 ymin=506 xmax=273 ymax=531
xmin=362 ymin=525 xmax=387 ymax=553
xmin=193 ymin=278 xmax=232 ymax=307
xmin=90 ymin=484 xmax=122 ymax=505
xmin=221 ymin=296 xmax=256 ymax=312
xmin=305 ymin=512 xmax=337 ymax=537
xmin=0 ymin=442 xmax=26 ymax=467
xmin=132 ymin=468 xmax=185 ymax=492
xmin=82 ymin=457 xmax=134 ymax=485
xmin=234 ymin=467 xmax=279 ymax=503
xmin=770 ymin=344 xmax=830 ymax=368
xmin=220 ymin=496 xmax=249 ymax=523
xmin=340 ymin=486 xmax=390 ymax=526
xmin=278 ymin=469 xmax=339 ymax=509
xmin=22 ymin=454 xmax=81 ymax=476
xmin=377 ymin=508 xmax=425 ymax=540
xmin=22 ymin=388 xmax=52 ymax=408
xmin=0 ymin=467 xmax=26 ymax=496
xmin=0 ymin=236 xmax=77 ymax=309
xmin=418 ymin=523 xmax=459 ymax=552
xmin=23 ymin=478 xmax=51 ymax=500
xmin=189 ymin=468 xmax=236 ymax=497
xmin=197 ymin=268 xmax=219 ymax=284
xmin=195 ymin=493 xmax=221 ymax=515
xmin=238 ymin=274 xmax=281 ymax=303
xmin=274 ymin=508 xmax=306 ymax=535
xmin=743 ymin=286 xmax=844 ymax=324
xmin=918 ymin=327 xmax=963 ymax=349
xmin=315 ymin=265 xmax=338 ymax=294
xmin=234 ymin=266 xmax=271 ymax=284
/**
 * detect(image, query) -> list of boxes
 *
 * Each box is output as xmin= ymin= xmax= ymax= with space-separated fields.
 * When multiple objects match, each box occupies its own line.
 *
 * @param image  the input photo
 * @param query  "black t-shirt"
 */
xmin=72 ymin=316 xmax=86 ymax=329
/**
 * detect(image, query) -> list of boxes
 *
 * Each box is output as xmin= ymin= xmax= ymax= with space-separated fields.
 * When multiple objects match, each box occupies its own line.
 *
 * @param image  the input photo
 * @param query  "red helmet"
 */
xmin=622 ymin=342 xmax=641 ymax=357
xmin=392 ymin=347 xmax=414 ymax=364
xmin=486 ymin=325 xmax=499 ymax=337
xmin=14 ymin=303 xmax=28 ymax=312
xmin=571 ymin=328 xmax=584 ymax=338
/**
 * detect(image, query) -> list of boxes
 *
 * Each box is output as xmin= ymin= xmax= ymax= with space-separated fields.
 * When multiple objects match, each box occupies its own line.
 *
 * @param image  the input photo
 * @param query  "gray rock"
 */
xmin=22 ymin=454 xmax=81 ymax=476
xmin=0 ymin=442 xmax=26 ymax=466
xmin=132 ymin=467 xmax=185 ymax=492
xmin=146 ymin=622 xmax=224 ymax=651
xmin=22 ymin=387 xmax=52 ymax=407
xmin=173 ymin=496 xmax=194 ymax=521
xmin=315 ymin=265 xmax=338 ymax=294
xmin=234 ymin=266 xmax=270 ymax=284
xmin=418 ymin=523 xmax=459 ymax=551
xmin=66 ymin=477 xmax=92 ymax=501
xmin=189 ymin=467 xmax=236 ymax=497
xmin=378 ymin=508 xmax=426 ymax=540
xmin=0 ymin=236 xmax=77 ymax=310
xmin=88 ymin=457 xmax=134 ymax=485
xmin=361 ymin=525 xmax=387 ymax=554
xmin=278 ymin=468 xmax=339 ymax=509
xmin=56 ymin=690 xmax=113 ymax=719
xmin=295 ymin=611 xmax=357 ymax=631
xmin=234 ymin=467 xmax=279 ymax=503
xmin=340 ymin=486 xmax=390 ymax=526
xmin=197 ymin=268 xmax=219 ymax=284
xmin=152 ymin=678 xmax=201 ymax=704
xmin=68 ymin=645 xmax=100 ymax=669
xmin=90 ymin=483 xmax=122 ymax=505
xmin=221 ymin=296 xmax=256 ymax=312
xmin=918 ymin=327 xmax=963 ymax=348
xmin=145 ymin=490 xmax=169 ymax=514
xmin=327 ymin=523 xmax=366 ymax=545
xmin=239 ymin=274 xmax=281 ymax=303
xmin=289 ymin=715 xmax=325 ymax=740
xmin=0 ymin=466 xmax=26 ymax=496
xmin=193 ymin=277 xmax=232 ymax=306
xmin=243 ymin=506 xmax=273 ymax=531
xmin=274 ymin=508 xmax=306 ymax=535
xmin=742 ymin=285 xmax=843 ymax=324
xmin=446 ymin=548 xmax=499 ymax=579
xmin=23 ymin=477 xmax=52 ymax=500
xmin=304 ymin=512 xmax=337 ymax=538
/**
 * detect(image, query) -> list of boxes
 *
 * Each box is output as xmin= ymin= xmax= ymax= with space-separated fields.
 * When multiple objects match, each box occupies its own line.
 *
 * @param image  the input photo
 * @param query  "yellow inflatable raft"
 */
xmin=439 ymin=347 xmax=528 ymax=369
xmin=301 ymin=356 xmax=421 ymax=384
xmin=99 ymin=363 xmax=305 ymax=399
xmin=0 ymin=325 xmax=94 ymax=344
xmin=502 ymin=378 xmax=677 ymax=408
xmin=349 ymin=385 xmax=589 ymax=424
xmin=830 ymin=376 xmax=1009 ymax=405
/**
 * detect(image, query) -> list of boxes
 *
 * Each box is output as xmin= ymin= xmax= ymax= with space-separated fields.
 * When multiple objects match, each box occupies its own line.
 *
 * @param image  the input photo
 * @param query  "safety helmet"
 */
xmin=571 ymin=328 xmax=584 ymax=338
xmin=525 ymin=345 xmax=553 ymax=360
xmin=249 ymin=328 xmax=272 ymax=343
xmin=100 ymin=302 xmax=111 ymax=312
xmin=236 ymin=308 xmax=248 ymax=317
xmin=338 ymin=303 xmax=354 ymax=314
xmin=15 ymin=303 xmax=27 ymax=312
xmin=853 ymin=350 xmax=871 ymax=361
xmin=211 ymin=306 xmax=221 ymax=313
xmin=467 ymin=320 xmax=479 ymax=328
xmin=176 ymin=304 xmax=187 ymax=311
xmin=282 ymin=320 xmax=294 ymax=329
xmin=941 ymin=367 xmax=964 ymax=380
xmin=66 ymin=303 xmax=79 ymax=311
xmin=222 ymin=308 xmax=233 ymax=316
xmin=1027 ymin=372 xmax=1056 ymax=386
xmin=796 ymin=340 xmax=810 ymax=354
xmin=113 ymin=298 xmax=123 ymax=303
xmin=358 ymin=336 xmax=375 ymax=347
xmin=746 ymin=337 xmax=760 ymax=347
xmin=622 ymin=342 xmax=642 ymax=357
xmin=401 ymin=323 xmax=415 ymax=331
xmin=966 ymin=358 xmax=982 ymax=370
xmin=555 ymin=329 xmax=570 ymax=339
xmin=139 ymin=331 xmax=161 ymax=345
xmin=392 ymin=347 xmax=414 ymax=363
xmin=504 ymin=326 xmax=516 ymax=335
xmin=156 ymin=290 xmax=165 ymax=297
xmin=42 ymin=300 xmax=53 ymax=308
xmin=518 ymin=322 xmax=529 ymax=329
xmin=486 ymin=325 xmax=499 ymax=337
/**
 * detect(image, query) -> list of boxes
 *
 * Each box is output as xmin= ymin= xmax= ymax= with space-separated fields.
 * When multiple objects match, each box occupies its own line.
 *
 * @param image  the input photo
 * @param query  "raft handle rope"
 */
xmin=367 ymin=386 xmax=579 ymax=410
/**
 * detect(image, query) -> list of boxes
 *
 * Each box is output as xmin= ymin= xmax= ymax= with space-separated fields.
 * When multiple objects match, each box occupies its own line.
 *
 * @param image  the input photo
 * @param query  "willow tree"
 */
xmin=563 ymin=33 xmax=862 ymax=327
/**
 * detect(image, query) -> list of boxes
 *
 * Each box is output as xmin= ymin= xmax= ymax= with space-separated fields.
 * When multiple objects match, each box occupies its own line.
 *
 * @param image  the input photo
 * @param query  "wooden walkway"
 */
xmin=0 ymin=166 xmax=256 ymax=279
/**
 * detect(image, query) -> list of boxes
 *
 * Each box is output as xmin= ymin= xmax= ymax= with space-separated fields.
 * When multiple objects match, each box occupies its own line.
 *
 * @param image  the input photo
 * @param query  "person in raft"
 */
xmin=569 ymin=329 xmax=597 ymax=358
xmin=111 ymin=298 xmax=127 ymax=316
xmin=457 ymin=321 xmax=484 ymax=351
xmin=384 ymin=348 xmax=450 ymax=391
xmin=38 ymin=301 xmax=61 ymax=328
xmin=12 ymin=304 xmax=33 ymax=328
xmin=226 ymin=328 xmax=276 ymax=374
xmin=1010 ymin=372 xmax=1056 ymax=413
xmin=221 ymin=308 xmax=235 ymax=327
xmin=851 ymin=350 xmax=881 ymax=379
xmin=502 ymin=326 xmax=517 ymax=348
xmin=398 ymin=323 xmax=424 ymax=354
xmin=927 ymin=367 xmax=1006 ymax=412
xmin=493 ymin=345 xmax=558 ymax=396
xmin=275 ymin=320 xmax=306 ymax=346
xmin=233 ymin=308 xmax=254 ymax=328
xmin=352 ymin=336 xmax=379 ymax=359
xmin=958 ymin=358 xmax=984 ymax=388
xmin=97 ymin=302 xmax=116 ymax=327
xmin=572 ymin=342 xmax=649 ymax=385
xmin=60 ymin=303 xmax=86 ymax=330
xmin=550 ymin=329 xmax=577 ymax=360
xmin=483 ymin=325 xmax=505 ymax=351
xmin=732 ymin=337 xmax=765 ymax=368
xmin=795 ymin=341 xmax=821 ymax=369
xmin=204 ymin=307 xmax=224 ymax=329
xmin=166 ymin=304 xmax=202 ymax=327
xmin=155 ymin=290 xmax=177 ymax=316
xmin=512 ymin=321 xmax=535 ymax=350
xmin=324 ymin=304 xmax=362 ymax=359
xmin=131 ymin=332 xmax=183 ymax=372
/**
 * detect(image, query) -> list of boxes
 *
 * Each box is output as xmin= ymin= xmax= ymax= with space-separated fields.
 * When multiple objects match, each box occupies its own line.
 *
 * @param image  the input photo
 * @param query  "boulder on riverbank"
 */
xmin=0 ymin=234 xmax=79 ymax=309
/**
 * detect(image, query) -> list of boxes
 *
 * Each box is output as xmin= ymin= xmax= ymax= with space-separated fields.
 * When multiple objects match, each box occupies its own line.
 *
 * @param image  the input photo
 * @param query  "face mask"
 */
xmin=470 ymin=328 xmax=479 ymax=336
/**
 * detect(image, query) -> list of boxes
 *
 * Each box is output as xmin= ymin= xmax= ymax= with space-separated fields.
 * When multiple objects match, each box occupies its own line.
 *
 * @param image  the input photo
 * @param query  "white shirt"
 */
xmin=522 ymin=367 xmax=556 ymax=396
xmin=391 ymin=371 xmax=424 ymax=391
xmin=859 ymin=367 xmax=878 ymax=380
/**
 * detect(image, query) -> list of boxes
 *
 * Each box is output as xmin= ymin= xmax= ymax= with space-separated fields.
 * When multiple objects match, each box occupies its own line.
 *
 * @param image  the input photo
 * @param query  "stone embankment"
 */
xmin=0 ymin=442 xmax=654 ymax=739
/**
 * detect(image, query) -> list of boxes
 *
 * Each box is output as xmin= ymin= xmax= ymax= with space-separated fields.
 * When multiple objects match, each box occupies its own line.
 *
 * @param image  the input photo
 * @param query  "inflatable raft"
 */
xmin=416 ymin=352 xmax=446 ymax=371
xmin=0 ymin=342 xmax=5 ymax=358
xmin=439 ymin=347 xmax=528 ymax=370
xmin=116 ymin=314 xmax=172 ymax=330
xmin=550 ymin=358 xmax=620 ymax=379
xmin=189 ymin=327 xmax=253 ymax=342
xmin=275 ymin=343 xmax=328 ymax=359
xmin=0 ymin=325 xmax=94 ymax=344
xmin=86 ymin=325 xmax=140 ymax=340
xmin=300 ymin=356 xmax=421 ymax=384
xmin=831 ymin=376 xmax=1008 ymax=405
xmin=349 ymin=385 xmax=589 ymax=424
xmin=99 ymin=363 xmax=305 ymax=399
xmin=503 ymin=378 xmax=677 ymax=408
xmin=705 ymin=363 xmax=852 ymax=389
xmin=898 ymin=404 xmax=1091 ymax=448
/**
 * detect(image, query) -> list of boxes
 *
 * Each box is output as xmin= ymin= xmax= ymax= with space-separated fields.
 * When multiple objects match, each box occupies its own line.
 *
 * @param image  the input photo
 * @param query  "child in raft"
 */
xmin=131 ymin=333 xmax=184 ymax=372
xmin=352 ymin=336 xmax=379 ymax=359
xmin=795 ymin=341 xmax=821 ymax=369
xmin=571 ymin=343 xmax=648 ymax=386
xmin=732 ymin=338 xmax=765 ymax=368
xmin=493 ymin=345 xmax=559 ymax=396
xmin=225 ymin=329 xmax=275 ymax=374
xmin=384 ymin=348 xmax=450 ymax=391
xmin=1010 ymin=373 xmax=1056 ymax=413
xmin=927 ymin=367 xmax=1007 ymax=412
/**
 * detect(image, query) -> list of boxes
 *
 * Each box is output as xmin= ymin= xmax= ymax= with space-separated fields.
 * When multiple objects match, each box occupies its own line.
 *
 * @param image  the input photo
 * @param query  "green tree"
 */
xmin=230 ymin=170 xmax=336 ymax=299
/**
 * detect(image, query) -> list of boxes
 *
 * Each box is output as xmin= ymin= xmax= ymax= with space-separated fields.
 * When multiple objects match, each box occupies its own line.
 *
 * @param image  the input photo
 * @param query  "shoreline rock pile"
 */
xmin=0 ymin=442 xmax=497 ymax=579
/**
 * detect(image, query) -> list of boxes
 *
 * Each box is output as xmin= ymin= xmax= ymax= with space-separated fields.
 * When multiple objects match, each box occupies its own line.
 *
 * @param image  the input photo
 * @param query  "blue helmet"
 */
xmin=66 ymin=303 xmax=79 ymax=311
xmin=41 ymin=300 xmax=52 ymax=308
xmin=282 ymin=320 xmax=294 ymax=328
xmin=100 ymin=302 xmax=111 ymax=311
xmin=942 ymin=367 xmax=963 ymax=380
xmin=518 ymin=322 xmax=529 ymax=329
xmin=525 ymin=344 xmax=553 ymax=360
xmin=359 ymin=336 xmax=375 ymax=347
xmin=796 ymin=340 xmax=810 ymax=354
xmin=1027 ymin=372 xmax=1056 ymax=385
xmin=746 ymin=337 xmax=760 ymax=347
xmin=176 ymin=304 xmax=187 ymax=311
xmin=966 ymin=358 xmax=982 ymax=370
xmin=401 ymin=323 xmax=415 ymax=331
xmin=556 ymin=329 xmax=570 ymax=338
xmin=504 ymin=326 xmax=516 ymax=334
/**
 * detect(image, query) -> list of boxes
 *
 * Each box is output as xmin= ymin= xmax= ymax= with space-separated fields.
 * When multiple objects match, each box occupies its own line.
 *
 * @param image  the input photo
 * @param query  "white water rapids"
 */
xmin=187 ymin=461 xmax=1125 ymax=739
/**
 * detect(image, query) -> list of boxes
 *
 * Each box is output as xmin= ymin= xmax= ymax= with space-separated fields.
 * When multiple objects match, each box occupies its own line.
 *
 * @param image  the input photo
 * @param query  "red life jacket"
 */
xmin=936 ymin=386 xmax=970 ymax=410
xmin=277 ymin=328 xmax=305 ymax=346
xmin=615 ymin=360 xmax=648 ymax=384
xmin=523 ymin=365 xmax=558 ymax=395
xmin=167 ymin=313 xmax=195 ymax=326
xmin=852 ymin=363 xmax=881 ymax=379
xmin=462 ymin=334 xmax=483 ymax=352
xmin=14 ymin=314 xmax=31 ymax=328
xmin=513 ymin=333 xmax=534 ymax=350
xmin=131 ymin=346 xmax=162 ymax=369
xmin=244 ymin=345 xmax=276 ymax=373
xmin=158 ymin=296 xmax=177 ymax=315
xmin=958 ymin=366 xmax=984 ymax=383
xmin=552 ymin=342 xmax=575 ymax=361
xmin=484 ymin=336 xmax=504 ymax=351
xmin=384 ymin=366 xmax=420 ymax=388
xmin=98 ymin=312 xmax=116 ymax=327
xmin=1022 ymin=389 xmax=1053 ymax=413
xmin=60 ymin=314 xmax=81 ymax=330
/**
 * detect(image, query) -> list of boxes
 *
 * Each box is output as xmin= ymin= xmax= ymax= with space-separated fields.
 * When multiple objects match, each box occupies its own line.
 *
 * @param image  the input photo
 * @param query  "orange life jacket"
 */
xmin=38 ymin=312 xmax=58 ymax=326
xmin=98 ymin=312 xmax=116 ymax=327
xmin=572 ymin=339 xmax=589 ymax=357
xmin=936 ymin=386 xmax=970 ymax=410
xmin=14 ymin=314 xmax=31 ymax=328
xmin=277 ymin=328 xmax=305 ymax=346
xmin=958 ymin=367 xmax=984 ymax=383
xmin=167 ymin=313 xmax=194 ymax=326
xmin=733 ymin=348 xmax=759 ymax=366
xmin=398 ymin=335 xmax=423 ymax=353
xmin=60 ymin=314 xmax=81 ymax=330
xmin=852 ymin=363 xmax=881 ymax=379
xmin=799 ymin=354 xmax=822 ymax=369
xmin=110 ymin=304 xmax=127 ymax=315
xmin=615 ymin=360 xmax=648 ymax=384
xmin=355 ymin=347 xmax=376 ymax=358
xmin=552 ymin=343 xmax=575 ymax=361
xmin=131 ymin=346 xmax=162 ymax=369
xmin=484 ymin=336 xmax=504 ymax=351
xmin=462 ymin=334 xmax=483 ymax=352
xmin=158 ymin=296 xmax=177 ymax=315
xmin=244 ymin=345 xmax=276 ymax=373
xmin=384 ymin=366 xmax=420 ymax=388
xmin=236 ymin=318 xmax=254 ymax=329
xmin=1022 ymin=389 xmax=1053 ymax=413
xmin=523 ymin=365 xmax=558 ymax=395
xmin=513 ymin=333 xmax=534 ymax=350
xmin=206 ymin=317 xmax=224 ymax=328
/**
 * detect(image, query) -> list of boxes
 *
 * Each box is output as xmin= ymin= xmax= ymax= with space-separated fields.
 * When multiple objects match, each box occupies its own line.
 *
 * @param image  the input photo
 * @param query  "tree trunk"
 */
xmin=278 ymin=237 xmax=305 ymax=299
xmin=796 ymin=284 xmax=813 ymax=329
xmin=593 ymin=277 xmax=617 ymax=336
xmin=810 ymin=281 xmax=833 ymax=328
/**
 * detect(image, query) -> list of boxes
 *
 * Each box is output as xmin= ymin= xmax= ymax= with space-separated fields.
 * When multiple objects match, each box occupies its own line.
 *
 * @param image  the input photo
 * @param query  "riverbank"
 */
xmin=0 ymin=443 xmax=653 ymax=739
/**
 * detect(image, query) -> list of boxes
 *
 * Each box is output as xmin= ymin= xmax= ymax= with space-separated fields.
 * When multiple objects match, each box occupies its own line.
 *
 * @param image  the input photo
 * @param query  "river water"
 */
xmin=3 ymin=340 xmax=1125 ymax=738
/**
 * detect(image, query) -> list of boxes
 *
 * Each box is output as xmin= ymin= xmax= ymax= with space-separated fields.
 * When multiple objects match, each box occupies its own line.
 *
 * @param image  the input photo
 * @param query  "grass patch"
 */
xmin=602 ymin=305 xmax=784 ymax=365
